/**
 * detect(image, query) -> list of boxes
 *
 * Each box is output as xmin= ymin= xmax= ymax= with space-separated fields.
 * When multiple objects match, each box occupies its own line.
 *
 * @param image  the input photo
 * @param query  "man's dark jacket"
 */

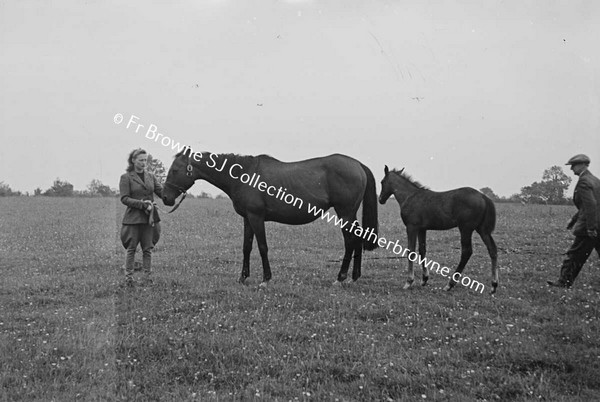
xmin=570 ymin=169 xmax=600 ymax=236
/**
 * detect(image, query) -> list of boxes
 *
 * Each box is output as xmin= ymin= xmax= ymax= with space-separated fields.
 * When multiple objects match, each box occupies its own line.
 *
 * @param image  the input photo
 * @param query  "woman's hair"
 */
xmin=126 ymin=148 xmax=147 ymax=172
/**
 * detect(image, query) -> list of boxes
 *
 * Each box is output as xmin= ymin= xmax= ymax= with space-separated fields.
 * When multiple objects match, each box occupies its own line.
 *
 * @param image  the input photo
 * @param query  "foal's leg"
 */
xmin=239 ymin=217 xmax=254 ymax=285
xmin=404 ymin=226 xmax=418 ymax=289
xmin=479 ymin=231 xmax=498 ymax=294
xmin=334 ymin=228 xmax=355 ymax=285
xmin=418 ymin=229 xmax=428 ymax=286
xmin=246 ymin=213 xmax=272 ymax=287
xmin=444 ymin=227 xmax=473 ymax=291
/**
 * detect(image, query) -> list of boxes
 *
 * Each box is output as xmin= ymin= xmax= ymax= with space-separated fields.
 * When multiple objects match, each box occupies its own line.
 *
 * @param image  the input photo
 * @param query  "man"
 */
xmin=548 ymin=154 xmax=600 ymax=288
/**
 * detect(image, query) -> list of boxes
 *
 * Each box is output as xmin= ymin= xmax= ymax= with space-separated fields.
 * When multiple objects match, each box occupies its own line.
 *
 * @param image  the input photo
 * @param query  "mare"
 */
xmin=162 ymin=149 xmax=378 ymax=287
xmin=379 ymin=166 xmax=498 ymax=294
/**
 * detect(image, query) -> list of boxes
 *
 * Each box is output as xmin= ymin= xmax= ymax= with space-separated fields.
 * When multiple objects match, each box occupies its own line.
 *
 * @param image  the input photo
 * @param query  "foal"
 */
xmin=379 ymin=166 xmax=499 ymax=294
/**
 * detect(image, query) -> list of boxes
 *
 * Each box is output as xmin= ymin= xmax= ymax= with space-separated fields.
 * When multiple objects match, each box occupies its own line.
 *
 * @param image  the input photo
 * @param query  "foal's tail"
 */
xmin=480 ymin=194 xmax=496 ymax=234
xmin=360 ymin=163 xmax=379 ymax=250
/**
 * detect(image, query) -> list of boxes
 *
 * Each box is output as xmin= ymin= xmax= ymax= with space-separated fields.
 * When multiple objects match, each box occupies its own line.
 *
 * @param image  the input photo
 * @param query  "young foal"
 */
xmin=379 ymin=166 xmax=499 ymax=294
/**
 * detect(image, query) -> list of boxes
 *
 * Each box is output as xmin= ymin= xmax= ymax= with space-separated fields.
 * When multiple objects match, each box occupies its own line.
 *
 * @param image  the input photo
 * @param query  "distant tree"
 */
xmin=197 ymin=191 xmax=212 ymax=199
xmin=34 ymin=187 xmax=42 ymax=196
xmin=44 ymin=178 xmax=74 ymax=197
xmin=541 ymin=165 xmax=572 ymax=204
xmin=519 ymin=166 xmax=572 ymax=205
xmin=507 ymin=193 xmax=524 ymax=203
xmin=520 ymin=182 xmax=551 ymax=204
xmin=88 ymin=179 xmax=102 ymax=195
xmin=215 ymin=193 xmax=229 ymax=200
xmin=1 ymin=182 xmax=9 ymax=196
xmin=73 ymin=190 xmax=90 ymax=197
xmin=147 ymin=154 xmax=166 ymax=184
xmin=479 ymin=187 xmax=498 ymax=201
xmin=87 ymin=179 xmax=117 ymax=197
xmin=492 ymin=194 xmax=512 ymax=203
xmin=0 ymin=182 xmax=10 ymax=196
xmin=0 ymin=182 xmax=21 ymax=196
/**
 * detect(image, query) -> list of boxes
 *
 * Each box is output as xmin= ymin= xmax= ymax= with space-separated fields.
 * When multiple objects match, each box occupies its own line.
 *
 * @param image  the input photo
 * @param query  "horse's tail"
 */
xmin=360 ymin=163 xmax=379 ymax=250
xmin=480 ymin=194 xmax=496 ymax=234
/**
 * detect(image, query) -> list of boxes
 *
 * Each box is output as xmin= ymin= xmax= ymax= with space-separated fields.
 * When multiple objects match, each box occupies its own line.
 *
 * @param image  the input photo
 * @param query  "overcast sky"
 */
xmin=1 ymin=0 xmax=598 ymax=197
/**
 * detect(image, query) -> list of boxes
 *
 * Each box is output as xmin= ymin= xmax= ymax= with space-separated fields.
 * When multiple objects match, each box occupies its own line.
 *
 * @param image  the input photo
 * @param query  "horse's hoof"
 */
xmin=444 ymin=282 xmax=457 ymax=291
xmin=258 ymin=281 xmax=268 ymax=289
xmin=238 ymin=277 xmax=248 ymax=285
xmin=491 ymin=282 xmax=498 ymax=295
xmin=332 ymin=280 xmax=343 ymax=287
xmin=403 ymin=281 xmax=413 ymax=290
xmin=421 ymin=277 xmax=429 ymax=286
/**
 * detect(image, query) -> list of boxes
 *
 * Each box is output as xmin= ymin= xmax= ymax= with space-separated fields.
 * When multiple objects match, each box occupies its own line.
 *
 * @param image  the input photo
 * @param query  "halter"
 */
xmin=160 ymin=153 xmax=194 ymax=213
xmin=157 ymin=183 xmax=188 ymax=214
xmin=163 ymin=181 xmax=189 ymax=195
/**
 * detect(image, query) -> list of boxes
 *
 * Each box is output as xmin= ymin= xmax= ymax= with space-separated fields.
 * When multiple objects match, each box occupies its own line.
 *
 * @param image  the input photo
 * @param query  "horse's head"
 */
xmin=162 ymin=150 xmax=197 ymax=206
xmin=379 ymin=165 xmax=403 ymax=204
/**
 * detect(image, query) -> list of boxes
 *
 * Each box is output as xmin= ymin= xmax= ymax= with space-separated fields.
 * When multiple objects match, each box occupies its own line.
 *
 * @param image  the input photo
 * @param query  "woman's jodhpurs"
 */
xmin=120 ymin=223 xmax=161 ymax=281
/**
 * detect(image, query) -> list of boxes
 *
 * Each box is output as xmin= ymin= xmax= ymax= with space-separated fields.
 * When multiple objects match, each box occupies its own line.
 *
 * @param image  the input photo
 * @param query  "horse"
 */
xmin=379 ymin=166 xmax=498 ymax=294
xmin=161 ymin=148 xmax=379 ymax=287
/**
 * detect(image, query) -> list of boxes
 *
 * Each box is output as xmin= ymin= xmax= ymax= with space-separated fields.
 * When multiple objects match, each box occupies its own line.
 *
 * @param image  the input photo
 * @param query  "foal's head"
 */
xmin=379 ymin=165 xmax=403 ymax=204
xmin=379 ymin=165 xmax=426 ymax=205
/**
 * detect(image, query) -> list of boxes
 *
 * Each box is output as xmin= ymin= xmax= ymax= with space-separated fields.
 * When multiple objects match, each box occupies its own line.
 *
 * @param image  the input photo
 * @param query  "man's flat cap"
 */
xmin=566 ymin=154 xmax=591 ymax=165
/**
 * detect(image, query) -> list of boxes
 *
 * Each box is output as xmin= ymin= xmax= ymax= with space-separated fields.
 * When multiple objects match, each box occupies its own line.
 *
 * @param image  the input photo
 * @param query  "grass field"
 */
xmin=1 ymin=197 xmax=600 ymax=401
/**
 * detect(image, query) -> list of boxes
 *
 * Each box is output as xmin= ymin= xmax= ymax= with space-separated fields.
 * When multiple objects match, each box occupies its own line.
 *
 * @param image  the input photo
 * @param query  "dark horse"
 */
xmin=162 ymin=149 xmax=378 ymax=286
xmin=379 ymin=166 xmax=498 ymax=294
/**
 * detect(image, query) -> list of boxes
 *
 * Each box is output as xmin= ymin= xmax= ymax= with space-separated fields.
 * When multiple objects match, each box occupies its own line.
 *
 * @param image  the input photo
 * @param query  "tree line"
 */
xmin=1 ymin=154 xmax=217 ymax=199
xmin=1 ymin=160 xmax=574 ymax=205
xmin=479 ymin=165 xmax=573 ymax=205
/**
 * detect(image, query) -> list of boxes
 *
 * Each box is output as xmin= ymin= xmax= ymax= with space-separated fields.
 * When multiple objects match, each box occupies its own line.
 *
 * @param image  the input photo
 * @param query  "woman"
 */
xmin=119 ymin=148 xmax=163 ymax=287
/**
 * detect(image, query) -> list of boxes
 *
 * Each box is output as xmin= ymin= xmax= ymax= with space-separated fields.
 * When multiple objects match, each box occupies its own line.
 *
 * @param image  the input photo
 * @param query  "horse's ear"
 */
xmin=399 ymin=167 xmax=405 ymax=174
xmin=175 ymin=147 xmax=189 ymax=158
xmin=384 ymin=165 xmax=389 ymax=175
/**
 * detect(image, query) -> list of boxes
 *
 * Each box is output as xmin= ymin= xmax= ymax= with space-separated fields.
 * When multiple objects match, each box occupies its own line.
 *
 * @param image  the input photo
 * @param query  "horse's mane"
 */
xmin=174 ymin=149 xmax=278 ymax=165
xmin=392 ymin=168 xmax=428 ymax=190
xmin=222 ymin=153 xmax=278 ymax=165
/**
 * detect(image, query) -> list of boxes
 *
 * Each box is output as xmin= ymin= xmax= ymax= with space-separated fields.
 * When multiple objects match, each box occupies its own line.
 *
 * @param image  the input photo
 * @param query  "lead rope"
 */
xmin=148 ymin=202 xmax=155 ymax=227
xmin=152 ymin=191 xmax=187 ymax=217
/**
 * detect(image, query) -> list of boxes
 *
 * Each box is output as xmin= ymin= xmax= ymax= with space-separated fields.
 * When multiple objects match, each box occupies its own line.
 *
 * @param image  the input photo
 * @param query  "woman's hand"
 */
xmin=143 ymin=200 xmax=153 ymax=212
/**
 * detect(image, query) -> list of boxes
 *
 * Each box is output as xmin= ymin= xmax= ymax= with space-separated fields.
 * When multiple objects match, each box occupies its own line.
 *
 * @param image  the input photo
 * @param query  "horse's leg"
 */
xmin=479 ymin=231 xmax=498 ymax=294
xmin=351 ymin=232 xmax=363 ymax=282
xmin=239 ymin=217 xmax=254 ymax=285
xmin=444 ymin=227 xmax=473 ymax=291
xmin=418 ymin=229 xmax=428 ymax=286
xmin=404 ymin=226 xmax=418 ymax=289
xmin=334 ymin=228 xmax=355 ymax=285
xmin=343 ymin=212 xmax=364 ymax=282
xmin=246 ymin=213 xmax=271 ymax=287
